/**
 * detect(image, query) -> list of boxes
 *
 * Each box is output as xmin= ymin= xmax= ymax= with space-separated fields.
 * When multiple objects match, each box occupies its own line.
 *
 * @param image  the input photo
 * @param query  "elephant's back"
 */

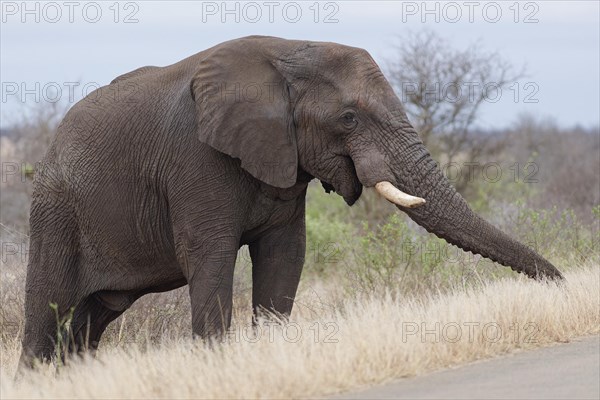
xmin=53 ymin=63 xmax=192 ymax=170
xmin=110 ymin=65 xmax=160 ymax=85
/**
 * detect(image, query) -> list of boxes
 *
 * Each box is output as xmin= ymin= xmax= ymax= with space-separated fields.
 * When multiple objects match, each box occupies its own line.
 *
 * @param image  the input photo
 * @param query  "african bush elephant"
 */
xmin=20 ymin=35 xmax=563 ymax=366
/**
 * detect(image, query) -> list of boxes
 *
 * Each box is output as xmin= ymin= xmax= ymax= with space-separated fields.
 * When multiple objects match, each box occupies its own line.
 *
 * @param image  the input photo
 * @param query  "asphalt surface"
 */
xmin=335 ymin=336 xmax=600 ymax=400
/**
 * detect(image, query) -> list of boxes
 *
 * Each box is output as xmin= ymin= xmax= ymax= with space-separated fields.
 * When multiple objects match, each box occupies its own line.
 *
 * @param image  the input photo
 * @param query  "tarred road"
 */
xmin=336 ymin=336 xmax=600 ymax=400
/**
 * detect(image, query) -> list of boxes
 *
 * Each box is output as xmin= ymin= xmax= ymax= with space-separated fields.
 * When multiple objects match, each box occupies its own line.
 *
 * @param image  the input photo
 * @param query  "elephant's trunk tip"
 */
xmin=375 ymin=181 xmax=426 ymax=208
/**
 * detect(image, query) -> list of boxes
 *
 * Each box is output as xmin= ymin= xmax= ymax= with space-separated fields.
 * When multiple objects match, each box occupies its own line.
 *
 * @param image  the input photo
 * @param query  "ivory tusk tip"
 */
xmin=405 ymin=198 xmax=426 ymax=208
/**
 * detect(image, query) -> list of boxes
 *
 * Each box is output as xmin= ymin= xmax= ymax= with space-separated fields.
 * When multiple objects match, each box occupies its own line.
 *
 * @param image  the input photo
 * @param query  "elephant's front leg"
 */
xmin=185 ymin=236 xmax=239 ymax=338
xmin=249 ymin=212 xmax=306 ymax=320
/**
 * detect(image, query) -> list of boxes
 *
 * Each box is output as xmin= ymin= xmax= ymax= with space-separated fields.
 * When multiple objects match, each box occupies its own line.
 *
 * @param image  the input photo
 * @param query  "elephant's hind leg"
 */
xmin=70 ymin=292 xmax=130 ymax=355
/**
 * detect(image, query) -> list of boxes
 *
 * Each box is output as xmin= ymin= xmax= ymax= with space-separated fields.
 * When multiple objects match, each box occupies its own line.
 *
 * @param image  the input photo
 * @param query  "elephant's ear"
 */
xmin=191 ymin=38 xmax=297 ymax=188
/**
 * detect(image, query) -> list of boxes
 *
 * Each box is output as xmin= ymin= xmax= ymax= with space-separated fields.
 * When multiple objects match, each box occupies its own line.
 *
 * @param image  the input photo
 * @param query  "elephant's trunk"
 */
xmin=381 ymin=129 xmax=563 ymax=281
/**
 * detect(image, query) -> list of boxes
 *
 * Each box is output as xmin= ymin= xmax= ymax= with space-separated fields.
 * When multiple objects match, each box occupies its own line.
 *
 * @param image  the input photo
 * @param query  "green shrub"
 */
xmin=507 ymin=203 xmax=599 ymax=265
xmin=346 ymin=214 xmax=476 ymax=297
xmin=304 ymin=184 xmax=354 ymax=275
xmin=342 ymin=202 xmax=597 ymax=297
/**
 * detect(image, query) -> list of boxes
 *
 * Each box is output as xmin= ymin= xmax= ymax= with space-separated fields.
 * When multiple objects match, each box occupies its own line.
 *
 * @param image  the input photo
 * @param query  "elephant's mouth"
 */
xmin=321 ymin=178 xmax=362 ymax=206
xmin=320 ymin=155 xmax=363 ymax=206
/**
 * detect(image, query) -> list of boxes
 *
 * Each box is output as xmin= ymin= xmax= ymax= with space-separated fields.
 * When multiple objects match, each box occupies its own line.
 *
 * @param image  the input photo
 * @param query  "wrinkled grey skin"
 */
xmin=20 ymin=36 xmax=563 ymax=367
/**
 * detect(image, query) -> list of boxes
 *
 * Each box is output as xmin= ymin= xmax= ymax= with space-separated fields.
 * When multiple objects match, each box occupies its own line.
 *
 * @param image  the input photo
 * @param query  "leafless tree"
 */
xmin=386 ymin=30 xmax=523 ymax=193
xmin=1 ymin=101 xmax=67 ymax=235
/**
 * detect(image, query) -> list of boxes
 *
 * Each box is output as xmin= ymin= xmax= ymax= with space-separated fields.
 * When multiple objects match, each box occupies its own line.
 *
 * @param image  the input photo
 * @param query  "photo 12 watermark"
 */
xmin=401 ymin=321 xmax=541 ymax=344
xmin=228 ymin=321 xmax=339 ymax=344
xmin=440 ymin=161 xmax=539 ymax=184
xmin=401 ymin=81 xmax=540 ymax=104
xmin=200 ymin=1 xmax=340 ymax=23
xmin=399 ymin=1 xmax=540 ymax=24
xmin=1 ymin=81 xmax=145 ymax=104
xmin=1 ymin=1 xmax=141 ymax=23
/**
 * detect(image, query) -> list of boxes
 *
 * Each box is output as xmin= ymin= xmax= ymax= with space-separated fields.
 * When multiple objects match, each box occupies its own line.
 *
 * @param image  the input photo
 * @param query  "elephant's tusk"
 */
xmin=375 ymin=181 xmax=426 ymax=208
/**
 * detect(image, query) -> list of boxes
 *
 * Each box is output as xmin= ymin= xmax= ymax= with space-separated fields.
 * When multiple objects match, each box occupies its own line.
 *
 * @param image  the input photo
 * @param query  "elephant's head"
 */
xmin=192 ymin=36 xmax=563 ymax=280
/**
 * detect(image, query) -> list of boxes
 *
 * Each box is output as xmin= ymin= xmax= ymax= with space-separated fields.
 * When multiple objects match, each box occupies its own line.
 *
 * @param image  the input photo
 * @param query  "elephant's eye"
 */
xmin=340 ymin=112 xmax=357 ymax=129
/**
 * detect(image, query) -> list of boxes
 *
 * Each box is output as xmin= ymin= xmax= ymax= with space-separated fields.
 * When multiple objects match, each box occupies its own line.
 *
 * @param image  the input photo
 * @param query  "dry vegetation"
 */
xmin=1 ymin=263 xmax=598 ymax=399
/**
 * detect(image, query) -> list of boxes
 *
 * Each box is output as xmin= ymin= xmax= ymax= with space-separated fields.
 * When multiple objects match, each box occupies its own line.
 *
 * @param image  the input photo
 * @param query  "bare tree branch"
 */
xmin=386 ymin=30 xmax=524 ymax=193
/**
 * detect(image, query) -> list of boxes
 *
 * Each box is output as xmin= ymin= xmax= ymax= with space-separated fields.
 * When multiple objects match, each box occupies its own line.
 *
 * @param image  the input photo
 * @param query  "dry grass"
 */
xmin=1 ymin=263 xmax=598 ymax=399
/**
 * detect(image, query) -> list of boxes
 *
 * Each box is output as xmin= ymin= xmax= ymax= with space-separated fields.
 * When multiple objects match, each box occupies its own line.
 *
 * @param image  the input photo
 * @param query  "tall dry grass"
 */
xmin=1 ymin=263 xmax=598 ymax=399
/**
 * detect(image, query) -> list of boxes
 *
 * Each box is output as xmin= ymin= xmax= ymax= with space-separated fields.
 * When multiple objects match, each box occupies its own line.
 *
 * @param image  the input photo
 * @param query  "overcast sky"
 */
xmin=1 ymin=1 xmax=599 ymax=129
